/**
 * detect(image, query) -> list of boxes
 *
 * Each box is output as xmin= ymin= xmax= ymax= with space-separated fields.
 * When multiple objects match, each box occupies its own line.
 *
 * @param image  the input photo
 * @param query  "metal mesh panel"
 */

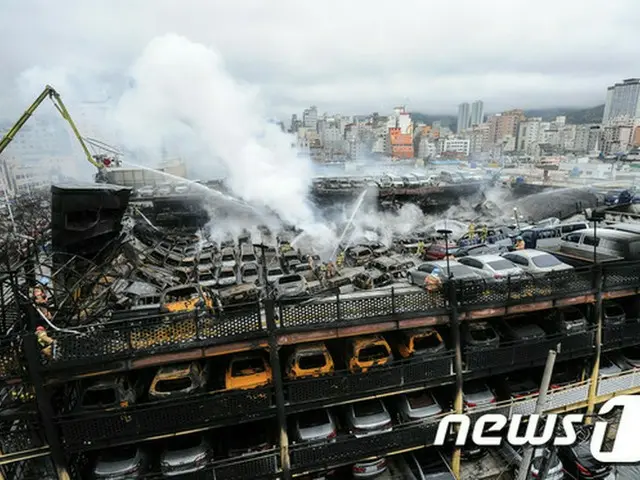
xmin=287 ymin=355 xmax=453 ymax=405
xmin=510 ymin=397 xmax=538 ymax=416
xmin=603 ymin=322 xmax=640 ymax=349
xmin=603 ymin=263 xmax=640 ymax=291
xmin=0 ymin=335 xmax=25 ymax=380
xmin=457 ymin=270 xmax=592 ymax=309
xmin=402 ymin=355 xmax=453 ymax=384
xmin=47 ymin=307 xmax=265 ymax=369
xmin=0 ymin=411 xmax=46 ymax=454
xmin=337 ymin=295 xmax=394 ymax=321
xmin=465 ymin=346 xmax=515 ymax=371
xmin=597 ymin=370 xmax=640 ymax=396
xmin=0 ymin=455 xmax=57 ymax=480
xmin=557 ymin=330 xmax=595 ymax=359
xmin=544 ymin=383 xmax=589 ymax=410
xmin=213 ymin=451 xmax=279 ymax=480
xmin=279 ymin=302 xmax=338 ymax=328
xmin=289 ymin=421 xmax=439 ymax=470
xmin=394 ymin=290 xmax=446 ymax=313
xmin=57 ymin=387 xmax=274 ymax=451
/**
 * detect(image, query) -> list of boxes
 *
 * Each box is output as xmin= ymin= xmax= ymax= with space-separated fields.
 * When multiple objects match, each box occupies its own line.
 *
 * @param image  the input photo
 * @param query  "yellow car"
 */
xmin=225 ymin=352 xmax=272 ymax=390
xmin=285 ymin=343 xmax=335 ymax=380
xmin=397 ymin=328 xmax=445 ymax=359
xmin=160 ymin=284 xmax=214 ymax=313
xmin=346 ymin=335 xmax=393 ymax=374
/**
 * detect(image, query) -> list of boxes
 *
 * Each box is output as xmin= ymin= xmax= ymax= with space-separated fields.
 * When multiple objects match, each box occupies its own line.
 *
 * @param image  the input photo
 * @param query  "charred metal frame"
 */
xmin=2 ymin=254 xmax=640 ymax=479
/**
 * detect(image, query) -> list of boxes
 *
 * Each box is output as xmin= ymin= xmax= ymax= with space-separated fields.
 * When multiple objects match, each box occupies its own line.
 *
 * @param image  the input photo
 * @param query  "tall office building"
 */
xmin=602 ymin=78 xmax=640 ymax=126
xmin=457 ymin=103 xmax=470 ymax=133
xmin=470 ymin=100 xmax=484 ymax=127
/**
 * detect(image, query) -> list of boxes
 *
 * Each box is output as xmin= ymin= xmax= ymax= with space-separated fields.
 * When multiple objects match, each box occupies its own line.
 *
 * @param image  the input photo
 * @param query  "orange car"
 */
xmin=397 ymin=328 xmax=445 ymax=359
xmin=285 ymin=343 xmax=335 ymax=380
xmin=225 ymin=351 xmax=272 ymax=390
xmin=346 ymin=335 xmax=393 ymax=373
xmin=160 ymin=284 xmax=214 ymax=313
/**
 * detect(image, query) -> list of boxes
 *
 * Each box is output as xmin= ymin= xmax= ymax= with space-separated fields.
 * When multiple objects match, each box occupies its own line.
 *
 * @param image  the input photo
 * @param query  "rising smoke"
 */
xmin=114 ymin=34 xmax=318 ymax=228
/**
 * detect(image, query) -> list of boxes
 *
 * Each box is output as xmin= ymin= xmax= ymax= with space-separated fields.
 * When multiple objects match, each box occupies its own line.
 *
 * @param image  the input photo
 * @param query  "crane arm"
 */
xmin=0 ymin=84 xmax=103 ymax=169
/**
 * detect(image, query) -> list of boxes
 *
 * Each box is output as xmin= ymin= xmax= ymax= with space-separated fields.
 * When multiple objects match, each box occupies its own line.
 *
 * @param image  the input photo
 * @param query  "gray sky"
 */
xmin=1 ymin=0 xmax=638 ymax=118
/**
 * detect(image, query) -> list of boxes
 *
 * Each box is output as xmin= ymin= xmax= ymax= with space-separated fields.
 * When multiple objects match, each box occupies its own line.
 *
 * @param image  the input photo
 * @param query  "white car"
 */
xmin=174 ymin=184 xmax=189 ymax=194
xmin=155 ymin=183 xmax=172 ymax=196
xmin=457 ymin=254 xmax=523 ymax=280
xmin=137 ymin=185 xmax=154 ymax=197
xmin=500 ymin=249 xmax=573 ymax=275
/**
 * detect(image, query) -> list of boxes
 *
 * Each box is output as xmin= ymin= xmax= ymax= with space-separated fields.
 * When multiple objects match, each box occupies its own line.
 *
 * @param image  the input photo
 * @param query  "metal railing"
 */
xmin=55 ymin=386 xmax=275 ymax=452
xmin=285 ymin=353 xmax=454 ymax=406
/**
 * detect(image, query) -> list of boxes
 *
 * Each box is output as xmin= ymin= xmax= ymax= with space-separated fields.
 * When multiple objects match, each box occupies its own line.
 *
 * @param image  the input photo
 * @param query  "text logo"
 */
xmin=433 ymin=395 xmax=640 ymax=463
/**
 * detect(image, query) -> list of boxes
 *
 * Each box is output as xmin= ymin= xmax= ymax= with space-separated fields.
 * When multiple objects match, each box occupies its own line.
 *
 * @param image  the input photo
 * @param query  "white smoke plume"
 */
xmin=113 ymin=34 xmax=318 ymax=228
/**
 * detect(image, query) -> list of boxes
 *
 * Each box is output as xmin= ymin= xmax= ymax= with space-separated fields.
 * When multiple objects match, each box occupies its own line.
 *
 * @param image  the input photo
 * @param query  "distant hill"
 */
xmin=409 ymin=105 xmax=604 ymax=132
xmin=523 ymin=105 xmax=604 ymax=124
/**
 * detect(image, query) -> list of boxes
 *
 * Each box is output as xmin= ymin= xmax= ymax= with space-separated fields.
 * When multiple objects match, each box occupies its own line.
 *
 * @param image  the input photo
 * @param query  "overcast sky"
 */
xmin=1 ymin=0 xmax=638 ymax=119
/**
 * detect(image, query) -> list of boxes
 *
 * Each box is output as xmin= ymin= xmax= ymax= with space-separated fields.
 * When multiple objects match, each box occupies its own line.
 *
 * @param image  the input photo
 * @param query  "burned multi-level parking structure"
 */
xmin=1 ymin=181 xmax=640 ymax=480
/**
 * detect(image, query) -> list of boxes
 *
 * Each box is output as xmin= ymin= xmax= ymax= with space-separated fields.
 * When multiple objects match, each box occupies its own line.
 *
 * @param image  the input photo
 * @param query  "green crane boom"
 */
xmin=0 ymin=85 xmax=103 ymax=170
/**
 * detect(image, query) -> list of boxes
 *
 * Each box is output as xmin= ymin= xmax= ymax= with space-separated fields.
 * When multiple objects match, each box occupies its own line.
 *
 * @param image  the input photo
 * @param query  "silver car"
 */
xmin=463 ymin=381 xmax=496 ymax=409
xmin=160 ymin=435 xmax=212 ymax=477
xmin=275 ymin=274 xmax=309 ymax=300
xmin=266 ymin=265 xmax=285 ymax=284
xmin=346 ymin=399 xmax=393 ymax=438
xmin=240 ymin=262 xmax=260 ymax=284
xmin=219 ymin=247 xmax=237 ymax=268
xmin=397 ymin=390 xmax=443 ymax=423
xmin=217 ymin=265 xmax=238 ymax=287
xmin=94 ymin=446 xmax=147 ymax=480
xmin=293 ymin=409 xmax=337 ymax=443
xmin=136 ymin=185 xmax=154 ymax=197
xmin=501 ymin=250 xmax=573 ymax=275
xmin=155 ymin=183 xmax=172 ymax=196
xmin=457 ymin=254 xmax=523 ymax=280
xmin=353 ymin=457 xmax=388 ymax=479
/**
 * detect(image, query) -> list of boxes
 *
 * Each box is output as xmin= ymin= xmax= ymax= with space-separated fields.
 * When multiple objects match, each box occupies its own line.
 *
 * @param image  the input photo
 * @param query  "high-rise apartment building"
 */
xmin=303 ymin=106 xmax=318 ymax=130
xmin=603 ymin=78 xmax=640 ymax=126
xmin=470 ymin=101 xmax=484 ymax=126
xmin=457 ymin=103 xmax=470 ymax=133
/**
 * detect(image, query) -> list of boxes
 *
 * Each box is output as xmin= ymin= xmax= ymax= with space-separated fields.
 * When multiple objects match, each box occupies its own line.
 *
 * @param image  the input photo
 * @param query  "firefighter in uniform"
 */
xmin=416 ymin=240 xmax=425 ymax=257
xmin=481 ymin=225 xmax=488 ymax=242
xmin=468 ymin=223 xmax=475 ymax=240
xmin=336 ymin=251 xmax=345 ymax=269
xmin=515 ymin=236 xmax=525 ymax=250
xmin=35 ymin=326 xmax=54 ymax=359
xmin=424 ymin=267 xmax=442 ymax=291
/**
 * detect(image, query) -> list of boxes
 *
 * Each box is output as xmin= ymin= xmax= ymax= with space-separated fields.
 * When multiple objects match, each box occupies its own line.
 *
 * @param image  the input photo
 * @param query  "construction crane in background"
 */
xmin=0 ymin=85 xmax=104 ymax=171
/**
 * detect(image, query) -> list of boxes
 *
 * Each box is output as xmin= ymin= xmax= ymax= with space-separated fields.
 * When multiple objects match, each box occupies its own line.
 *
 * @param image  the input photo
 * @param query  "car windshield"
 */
xmin=155 ymin=377 xmax=193 ymax=392
xmin=407 ymin=391 xmax=436 ymax=409
xmin=219 ymin=270 xmax=235 ymax=279
xmin=531 ymin=254 xmax=561 ymax=268
xmin=298 ymin=352 xmax=326 ymax=370
xmin=222 ymin=254 xmax=235 ymax=262
xmin=279 ymin=275 xmax=302 ymax=285
xmin=564 ymin=309 xmax=584 ymax=321
xmin=99 ymin=447 xmax=138 ymax=462
xmin=469 ymin=325 xmax=496 ymax=341
xmin=353 ymin=400 xmax=384 ymax=417
xmin=243 ymin=268 xmax=258 ymax=277
xmin=166 ymin=435 xmax=202 ymax=451
xmin=268 ymin=269 xmax=283 ymax=276
xmin=358 ymin=344 xmax=389 ymax=362
xmin=448 ymin=265 xmax=474 ymax=277
xmin=298 ymin=410 xmax=330 ymax=429
xmin=465 ymin=381 xmax=488 ymax=394
xmin=232 ymin=357 xmax=265 ymax=376
xmin=82 ymin=387 xmax=116 ymax=407
xmin=605 ymin=304 xmax=624 ymax=316
xmin=488 ymin=260 xmax=516 ymax=271
xmin=413 ymin=332 xmax=442 ymax=350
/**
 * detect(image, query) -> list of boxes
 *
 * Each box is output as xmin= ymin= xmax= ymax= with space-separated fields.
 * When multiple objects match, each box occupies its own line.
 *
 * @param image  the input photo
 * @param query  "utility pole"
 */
xmin=516 ymin=348 xmax=557 ymax=480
